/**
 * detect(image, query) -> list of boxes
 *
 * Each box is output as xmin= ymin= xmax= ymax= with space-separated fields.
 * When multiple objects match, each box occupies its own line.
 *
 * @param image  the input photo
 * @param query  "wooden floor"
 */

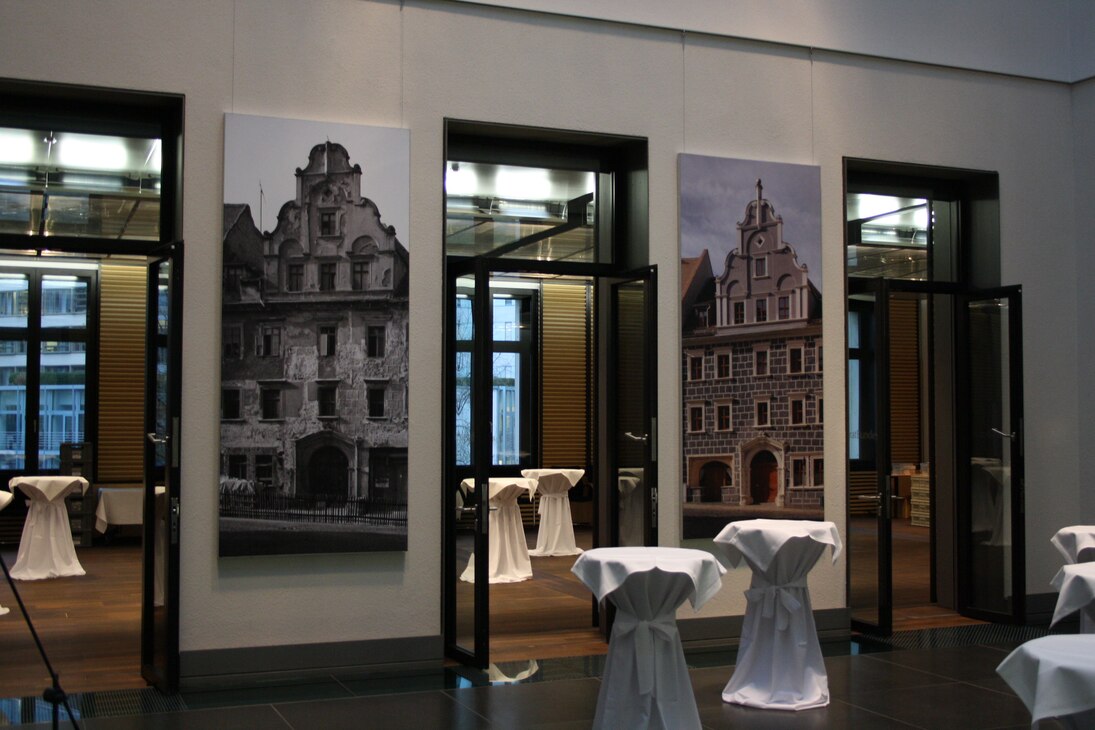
xmin=0 ymin=542 xmax=145 ymax=698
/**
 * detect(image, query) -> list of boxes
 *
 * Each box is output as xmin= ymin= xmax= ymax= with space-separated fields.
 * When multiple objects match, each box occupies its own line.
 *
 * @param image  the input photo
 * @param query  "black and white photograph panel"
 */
xmin=679 ymin=154 xmax=823 ymax=541
xmin=219 ymin=113 xmax=409 ymax=556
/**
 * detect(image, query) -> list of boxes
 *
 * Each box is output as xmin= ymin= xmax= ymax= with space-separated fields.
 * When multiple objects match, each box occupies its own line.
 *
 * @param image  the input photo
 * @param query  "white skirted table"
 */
xmin=9 ymin=476 xmax=89 ymax=581
xmin=0 ymin=489 xmax=11 ymax=614
xmin=997 ymin=635 xmax=1095 ymax=728
xmin=459 ymin=477 xmax=536 ymax=584
xmin=521 ymin=468 xmax=584 ymax=556
xmin=1052 ymin=562 xmax=1095 ymax=634
xmin=572 ymin=546 xmax=725 ymax=730
xmin=1052 ymin=526 xmax=1095 ymax=565
xmin=95 ymin=486 xmax=145 ymax=533
xmin=714 ymin=518 xmax=842 ymax=710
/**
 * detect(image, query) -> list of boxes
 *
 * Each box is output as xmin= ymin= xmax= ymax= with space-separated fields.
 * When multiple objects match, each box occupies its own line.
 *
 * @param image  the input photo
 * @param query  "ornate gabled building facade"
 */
xmin=221 ymin=142 xmax=409 ymax=507
xmin=682 ymin=182 xmax=823 ymax=532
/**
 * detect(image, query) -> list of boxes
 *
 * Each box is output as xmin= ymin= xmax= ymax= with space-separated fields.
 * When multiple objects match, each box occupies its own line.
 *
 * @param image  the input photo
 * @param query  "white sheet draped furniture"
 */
xmin=1051 ymin=562 xmax=1095 ymax=634
xmin=9 ymin=476 xmax=89 ymax=581
xmin=1051 ymin=526 xmax=1095 ymax=633
xmin=572 ymin=547 xmax=725 ymax=730
xmin=714 ymin=518 xmax=843 ymax=711
xmin=521 ymin=468 xmax=584 ymax=556
xmin=95 ymin=486 xmax=145 ymax=533
xmin=459 ymin=477 xmax=536 ymax=584
xmin=0 ymin=489 xmax=11 ymax=614
xmin=997 ymin=635 xmax=1095 ymax=729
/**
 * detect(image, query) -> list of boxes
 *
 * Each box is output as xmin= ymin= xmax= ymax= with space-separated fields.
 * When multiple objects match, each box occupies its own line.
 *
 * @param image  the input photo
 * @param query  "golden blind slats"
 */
xmin=889 ymin=298 xmax=921 ymax=465
xmin=540 ymin=283 xmax=590 ymax=468
xmin=97 ymin=264 xmax=147 ymax=483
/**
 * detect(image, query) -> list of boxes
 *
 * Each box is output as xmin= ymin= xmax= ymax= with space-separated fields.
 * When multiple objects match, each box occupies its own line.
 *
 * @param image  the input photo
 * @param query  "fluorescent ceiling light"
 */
xmin=496 ymin=167 xmax=552 ymax=201
xmin=446 ymin=164 xmax=478 ymax=197
xmin=58 ymin=134 xmax=129 ymax=172
xmin=0 ymin=130 xmax=35 ymax=165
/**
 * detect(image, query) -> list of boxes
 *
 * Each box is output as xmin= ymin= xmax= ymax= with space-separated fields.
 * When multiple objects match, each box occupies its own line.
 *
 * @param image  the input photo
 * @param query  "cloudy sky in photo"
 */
xmin=679 ymin=154 xmax=822 ymax=292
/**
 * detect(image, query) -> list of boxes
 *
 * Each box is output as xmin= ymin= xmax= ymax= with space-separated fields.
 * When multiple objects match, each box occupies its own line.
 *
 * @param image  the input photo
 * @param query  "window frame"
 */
xmin=715 ymin=400 xmax=733 ymax=432
xmin=755 ymin=397 xmax=770 ymax=428
xmin=687 ymin=402 xmax=705 ymax=434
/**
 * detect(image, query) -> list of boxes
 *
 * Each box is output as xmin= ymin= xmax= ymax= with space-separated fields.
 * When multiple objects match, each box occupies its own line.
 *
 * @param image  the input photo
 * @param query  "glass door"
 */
xmin=847 ymin=279 xmax=894 ymax=632
xmin=142 ymin=245 xmax=182 ymax=690
xmin=606 ymin=269 xmax=657 ymax=548
xmin=957 ymin=287 xmax=1024 ymax=621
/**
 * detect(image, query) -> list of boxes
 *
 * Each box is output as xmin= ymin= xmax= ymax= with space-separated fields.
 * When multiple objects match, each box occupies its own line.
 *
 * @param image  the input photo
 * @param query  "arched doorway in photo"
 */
xmin=749 ymin=450 xmax=778 ymax=504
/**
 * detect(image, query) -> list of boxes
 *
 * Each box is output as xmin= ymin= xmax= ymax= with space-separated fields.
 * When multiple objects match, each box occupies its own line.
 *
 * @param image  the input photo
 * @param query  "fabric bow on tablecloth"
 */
xmin=613 ymin=613 xmax=680 ymax=699
xmin=745 ymin=577 xmax=808 ymax=645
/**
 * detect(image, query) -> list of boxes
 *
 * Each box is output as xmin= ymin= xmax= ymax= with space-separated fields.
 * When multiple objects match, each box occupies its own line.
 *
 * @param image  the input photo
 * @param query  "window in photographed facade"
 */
xmin=227 ymin=454 xmax=248 ymax=480
xmin=688 ymin=403 xmax=704 ymax=433
xmin=792 ymin=457 xmax=807 ymax=487
xmin=817 ymin=344 xmax=823 ymax=372
xmin=715 ymin=350 xmax=731 ymax=379
xmin=221 ymin=388 xmax=241 ymax=420
xmin=320 ymin=210 xmax=337 ymax=236
xmin=257 ymin=324 xmax=281 ymax=358
xmin=367 ymin=325 xmax=386 ymax=358
xmin=789 ymin=344 xmax=804 ymax=374
xmin=223 ymin=264 xmax=245 ymax=289
xmin=778 ymin=295 xmax=790 ymax=320
xmin=733 ymin=301 xmax=745 ymax=325
xmin=755 ymin=398 xmax=770 ymax=427
xmin=790 ymin=394 xmax=805 ymax=426
xmin=255 ymin=454 xmax=275 ymax=490
xmin=352 ymin=261 xmax=369 ymax=291
xmin=754 ymin=348 xmax=768 ymax=377
xmin=812 ymin=457 xmax=824 ymax=487
xmin=367 ymin=384 xmax=386 ymax=419
xmin=318 ymin=325 xmax=337 ymax=357
xmin=816 ymin=396 xmax=824 ymax=424
xmin=287 ymin=263 xmax=303 ymax=292
xmin=222 ymin=325 xmax=242 ymax=359
xmin=688 ymin=354 xmax=704 ymax=381
xmin=756 ymin=298 xmax=768 ymax=323
xmin=317 ymin=384 xmax=337 ymax=418
xmin=715 ymin=401 xmax=732 ymax=432
xmin=754 ymin=256 xmax=767 ymax=278
xmin=260 ymin=387 xmax=281 ymax=420
xmin=319 ymin=262 xmax=337 ymax=291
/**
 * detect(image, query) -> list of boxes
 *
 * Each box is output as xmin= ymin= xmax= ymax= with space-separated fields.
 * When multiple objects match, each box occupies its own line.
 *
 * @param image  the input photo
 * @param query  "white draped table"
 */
xmin=0 ymin=489 xmax=11 ymax=614
xmin=1052 ymin=526 xmax=1095 ymax=565
xmin=997 ymin=635 xmax=1095 ymax=728
xmin=572 ymin=546 xmax=725 ymax=730
xmin=522 ymin=468 xmax=584 ymax=556
xmin=1052 ymin=562 xmax=1095 ymax=634
xmin=617 ymin=468 xmax=644 ymax=547
xmin=714 ymin=518 xmax=842 ymax=710
xmin=459 ymin=477 xmax=536 ymax=584
xmin=95 ymin=486 xmax=145 ymax=533
xmin=9 ymin=476 xmax=89 ymax=580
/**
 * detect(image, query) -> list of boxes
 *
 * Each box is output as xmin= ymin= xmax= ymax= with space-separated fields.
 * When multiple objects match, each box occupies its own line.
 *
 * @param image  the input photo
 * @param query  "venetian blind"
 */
xmin=889 ymin=297 xmax=921 ymax=465
xmin=540 ymin=282 xmax=590 ymax=468
xmin=97 ymin=264 xmax=147 ymax=483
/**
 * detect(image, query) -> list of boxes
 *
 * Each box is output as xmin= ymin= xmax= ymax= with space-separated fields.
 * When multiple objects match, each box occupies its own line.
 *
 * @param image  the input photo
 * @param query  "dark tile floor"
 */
xmin=0 ymin=636 xmax=1076 ymax=729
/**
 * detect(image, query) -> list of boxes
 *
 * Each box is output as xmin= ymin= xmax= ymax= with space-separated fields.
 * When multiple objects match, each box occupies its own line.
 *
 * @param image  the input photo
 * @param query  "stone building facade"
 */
xmin=220 ymin=142 xmax=408 ymax=504
xmin=681 ymin=182 xmax=823 ymax=510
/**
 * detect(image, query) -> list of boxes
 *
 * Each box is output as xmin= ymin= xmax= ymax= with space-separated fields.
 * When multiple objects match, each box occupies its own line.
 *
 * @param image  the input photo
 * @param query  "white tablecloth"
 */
xmin=572 ymin=547 xmax=726 ymax=730
xmin=1052 ymin=562 xmax=1095 ymax=633
xmin=997 ymin=635 xmax=1095 ymax=727
xmin=95 ymin=487 xmax=145 ymax=532
xmin=0 ymin=489 xmax=11 ymax=615
xmin=522 ymin=468 xmax=584 ymax=556
xmin=1052 ymin=526 xmax=1095 ymax=564
xmin=714 ymin=518 xmax=842 ymax=710
xmin=459 ymin=477 xmax=536 ymax=583
xmin=9 ymin=476 xmax=89 ymax=581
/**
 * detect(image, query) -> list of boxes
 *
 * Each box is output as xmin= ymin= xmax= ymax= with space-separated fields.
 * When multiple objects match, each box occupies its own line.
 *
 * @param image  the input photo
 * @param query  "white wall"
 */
xmin=0 ymin=0 xmax=1086 ymax=655
xmin=1074 ymin=78 xmax=1095 ymax=525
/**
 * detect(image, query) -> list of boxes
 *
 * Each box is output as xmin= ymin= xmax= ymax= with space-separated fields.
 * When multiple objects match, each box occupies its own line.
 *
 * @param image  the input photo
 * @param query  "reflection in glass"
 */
xmin=492 ymin=352 xmax=520 ymax=464
xmin=0 ymin=273 xmax=29 ymax=328
xmin=41 ymin=275 xmax=88 ymax=328
xmin=0 ymin=341 xmax=27 ymax=469
xmin=846 ymin=193 xmax=928 ymax=280
xmin=615 ymin=282 xmax=646 ymax=547
xmin=38 ymin=340 xmax=85 ymax=470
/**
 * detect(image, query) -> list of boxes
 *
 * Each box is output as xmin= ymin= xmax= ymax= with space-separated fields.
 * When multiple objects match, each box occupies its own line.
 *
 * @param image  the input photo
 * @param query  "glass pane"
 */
xmin=492 ymin=298 xmax=521 ymax=341
xmin=41 ymin=275 xmax=89 ymax=328
xmin=0 ymin=273 xmax=29 ymax=328
xmin=38 ymin=340 xmax=85 ymax=469
xmin=455 ymin=352 xmax=471 ymax=466
xmin=455 ymin=296 xmax=473 ymax=341
xmin=966 ymin=297 xmax=1013 ymax=614
xmin=615 ymin=281 xmax=647 ymax=547
xmin=491 ymin=352 xmax=520 ymax=465
xmin=846 ymin=193 xmax=928 ymax=280
xmin=0 ymin=127 xmax=162 ymax=240
xmin=444 ymin=161 xmax=597 ymax=262
xmin=0 ymin=340 xmax=27 ymax=469
xmin=452 ymin=274 xmax=476 ymax=656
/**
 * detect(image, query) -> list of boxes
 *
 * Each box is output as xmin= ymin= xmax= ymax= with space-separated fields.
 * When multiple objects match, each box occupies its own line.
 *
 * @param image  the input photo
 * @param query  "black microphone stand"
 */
xmin=0 ymin=552 xmax=81 ymax=730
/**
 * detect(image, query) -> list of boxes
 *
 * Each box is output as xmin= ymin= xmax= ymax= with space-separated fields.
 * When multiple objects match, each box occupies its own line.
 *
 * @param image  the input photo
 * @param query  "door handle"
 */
xmin=991 ymin=427 xmax=1015 ymax=439
xmin=857 ymin=494 xmax=881 ymax=501
xmin=146 ymin=432 xmax=168 ymax=445
xmin=623 ymin=432 xmax=648 ymax=442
